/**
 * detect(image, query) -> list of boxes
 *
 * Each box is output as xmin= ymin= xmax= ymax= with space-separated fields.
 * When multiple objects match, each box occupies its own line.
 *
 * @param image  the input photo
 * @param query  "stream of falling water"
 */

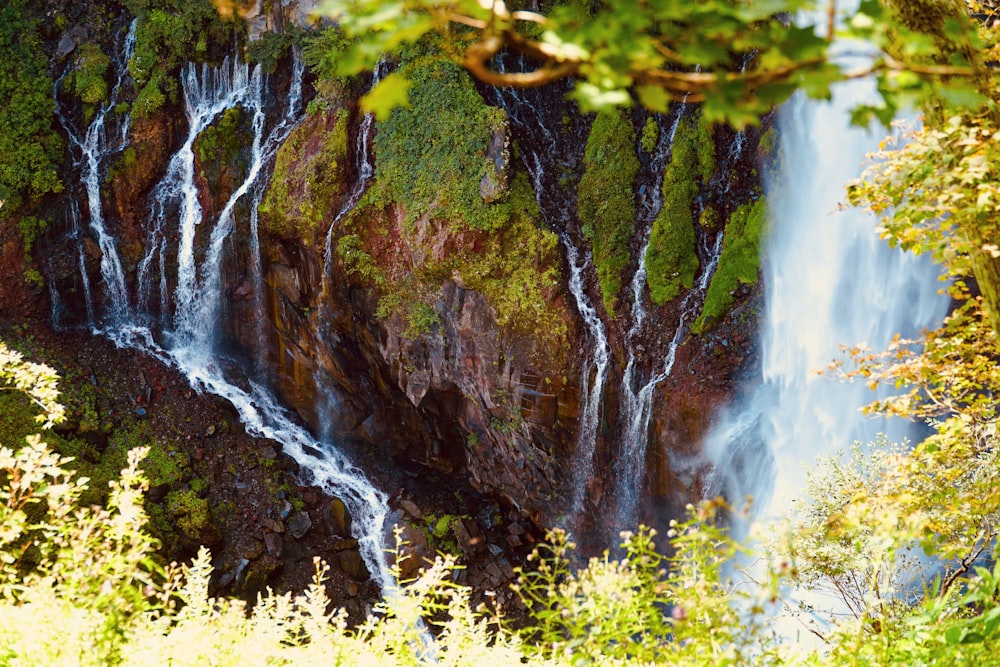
xmin=55 ymin=20 xmax=137 ymax=327
xmin=703 ymin=73 xmax=948 ymax=537
xmin=487 ymin=71 xmax=611 ymax=523
xmin=61 ymin=34 xmax=393 ymax=591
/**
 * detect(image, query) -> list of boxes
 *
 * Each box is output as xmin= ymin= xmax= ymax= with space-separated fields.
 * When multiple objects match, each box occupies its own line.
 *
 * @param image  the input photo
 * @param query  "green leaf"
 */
xmin=636 ymin=85 xmax=671 ymax=112
xmin=361 ymin=72 xmax=413 ymax=120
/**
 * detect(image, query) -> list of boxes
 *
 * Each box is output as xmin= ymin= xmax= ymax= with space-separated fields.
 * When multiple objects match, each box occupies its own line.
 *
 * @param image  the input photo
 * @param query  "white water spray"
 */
xmin=703 ymin=61 xmax=948 ymax=529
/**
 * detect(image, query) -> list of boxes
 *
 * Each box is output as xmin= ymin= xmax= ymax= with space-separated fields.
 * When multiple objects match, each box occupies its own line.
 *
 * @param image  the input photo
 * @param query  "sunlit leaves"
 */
xmin=361 ymin=72 xmax=413 ymax=120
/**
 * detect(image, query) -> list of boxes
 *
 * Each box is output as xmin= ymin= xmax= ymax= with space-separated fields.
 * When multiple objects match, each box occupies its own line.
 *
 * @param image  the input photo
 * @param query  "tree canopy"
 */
xmin=318 ymin=0 xmax=995 ymax=126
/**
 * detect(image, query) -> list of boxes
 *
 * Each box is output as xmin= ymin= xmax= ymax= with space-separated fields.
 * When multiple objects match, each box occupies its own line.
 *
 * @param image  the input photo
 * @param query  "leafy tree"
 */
xmin=320 ymin=0 xmax=988 ymax=126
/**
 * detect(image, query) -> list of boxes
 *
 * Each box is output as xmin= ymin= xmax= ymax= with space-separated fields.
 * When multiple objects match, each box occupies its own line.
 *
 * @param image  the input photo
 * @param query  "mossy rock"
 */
xmin=259 ymin=108 xmax=350 ymax=241
xmin=578 ymin=109 xmax=640 ymax=316
xmin=692 ymin=196 xmax=768 ymax=334
xmin=645 ymin=112 xmax=715 ymax=306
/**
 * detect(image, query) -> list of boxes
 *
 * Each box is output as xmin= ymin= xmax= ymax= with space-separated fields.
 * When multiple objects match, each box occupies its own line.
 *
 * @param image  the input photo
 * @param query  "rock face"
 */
xmin=32 ymin=12 xmax=762 ymax=557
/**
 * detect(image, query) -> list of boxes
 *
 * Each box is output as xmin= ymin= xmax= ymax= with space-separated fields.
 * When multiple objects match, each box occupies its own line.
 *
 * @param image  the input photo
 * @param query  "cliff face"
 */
xmin=20 ymin=0 xmax=767 ymax=558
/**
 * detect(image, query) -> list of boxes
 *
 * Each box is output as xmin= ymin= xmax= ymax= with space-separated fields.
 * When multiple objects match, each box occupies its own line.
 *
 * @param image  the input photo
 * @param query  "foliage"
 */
xmin=0 ymin=342 xmax=64 ymax=429
xmin=319 ymin=0 xmax=989 ymax=127
xmin=693 ymin=196 xmax=767 ymax=333
xmin=370 ymin=57 xmax=507 ymax=232
xmin=302 ymin=26 xmax=353 ymax=107
xmin=259 ymin=108 xmax=350 ymax=239
xmin=515 ymin=510 xmax=782 ymax=665
xmin=577 ymin=109 xmax=639 ymax=315
xmin=848 ymin=114 xmax=1000 ymax=337
xmin=644 ymin=111 xmax=712 ymax=305
xmin=0 ymin=0 xmax=64 ymax=214
xmin=125 ymin=0 xmax=238 ymax=117
xmin=7 ymin=343 xmax=1000 ymax=666
xmin=246 ymin=30 xmax=293 ymax=74
xmin=194 ymin=106 xmax=245 ymax=166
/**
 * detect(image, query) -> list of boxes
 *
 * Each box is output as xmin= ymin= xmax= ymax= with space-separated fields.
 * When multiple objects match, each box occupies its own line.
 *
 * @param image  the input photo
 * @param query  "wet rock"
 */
xmin=398 ymin=499 xmax=424 ymax=521
xmin=331 ymin=538 xmax=358 ymax=552
xmin=325 ymin=498 xmax=352 ymax=536
xmin=393 ymin=522 xmax=431 ymax=580
xmin=346 ymin=580 xmax=360 ymax=597
xmin=337 ymin=549 xmax=369 ymax=582
xmin=264 ymin=531 xmax=283 ymax=558
xmin=287 ymin=511 xmax=312 ymax=539
xmin=453 ymin=517 xmax=486 ymax=557
xmin=260 ymin=445 xmax=278 ymax=459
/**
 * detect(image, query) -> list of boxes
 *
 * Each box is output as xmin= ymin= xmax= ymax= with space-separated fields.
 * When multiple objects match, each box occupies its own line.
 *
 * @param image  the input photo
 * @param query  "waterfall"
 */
xmin=319 ymin=58 xmax=388 ymax=308
xmin=150 ymin=56 xmax=392 ymax=591
xmin=55 ymin=20 xmax=137 ymax=328
xmin=60 ymin=32 xmax=395 ymax=592
xmin=607 ymin=105 xmax=728 ymax=543
xmin=486 ymin=69 xmax=611 ymax=523
xmin=561 ymin=237 xmax=611 ymax=519
xmin=702 ymin=62 xmax=949 ymax=528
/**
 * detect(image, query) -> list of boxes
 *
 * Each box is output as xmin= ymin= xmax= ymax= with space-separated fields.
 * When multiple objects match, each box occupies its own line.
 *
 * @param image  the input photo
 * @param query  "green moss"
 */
xmin=194 ymin=106 xmax=244 ymax=166
xmin=260 ymin=108 xmax=350 ymax=239
xmin=692 ymin=196 xmax=768 ymax=334
xmin=72 ymin=43 xmax=112 ymax=106
xmin=577 ymin=109 xmax=640 ymax=315
xmin=644 ymin=112 xmax=715 ymax=305
xmin=166 ymin=489 xmax=210 ymax=536
xmin=343 ymin=71 xmax=566 ymax=353
xmin=641 ymin=116 xmax=660 ymax=153
xmin=370 ymin=58 xmax=507 ymax=232
xmin=126 ymin=0 xmax=237 ymax=119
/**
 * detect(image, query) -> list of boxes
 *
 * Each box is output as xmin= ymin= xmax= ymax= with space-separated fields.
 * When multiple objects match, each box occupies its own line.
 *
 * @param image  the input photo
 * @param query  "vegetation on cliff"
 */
xmin=369 ymin=58 xmax=507 ymax=232
xmin=0 ymin=0 xmax=64 ymax=215
xmin=333 ymin=56 xmax=566 ymax=351
xmin=644 ymin=111 xmax=713 ymax=306
xmin=124 ymin=0 xmax=238 ymax=117
xmin=259 ymin=109 xmax=350 ymax=240
xmin=692 ymin=196 xmax=767 ymax=334
xmin=577 ymin=109 xmax=639 ymax=316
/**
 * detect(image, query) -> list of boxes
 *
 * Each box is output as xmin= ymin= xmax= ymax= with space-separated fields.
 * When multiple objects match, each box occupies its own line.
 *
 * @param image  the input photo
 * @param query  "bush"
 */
xmin=0 ymin=1 xmax=64 ymax=212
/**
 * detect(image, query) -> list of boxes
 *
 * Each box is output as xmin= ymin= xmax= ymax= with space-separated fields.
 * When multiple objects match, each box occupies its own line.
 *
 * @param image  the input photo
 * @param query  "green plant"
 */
xmin=641 ymin=115 xmax=660 ymax=153
xmin=0 ymin=1 xmax=64 ymax=214
xmin=369 ymin=57 xmax=507 ymax=233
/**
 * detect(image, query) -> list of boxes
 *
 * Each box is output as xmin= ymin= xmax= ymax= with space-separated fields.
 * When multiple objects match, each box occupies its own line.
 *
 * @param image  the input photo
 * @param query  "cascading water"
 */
xmin=61 ymin=31 xmax=394 ymax=592
xmin=319 ymin=59 xmax=388 ymax=310
xmin=55 ymin=20 xmax=137 ymax=328
xmin=485 ymin=70 xmax=610 ymax=523
xmin=702 ymin=53 xmax=949 ymax=529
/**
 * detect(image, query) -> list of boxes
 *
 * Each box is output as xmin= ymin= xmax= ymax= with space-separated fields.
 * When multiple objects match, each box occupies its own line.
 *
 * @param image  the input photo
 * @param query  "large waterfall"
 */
xmin=703 ymin=69 xmax=949 ymax=526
